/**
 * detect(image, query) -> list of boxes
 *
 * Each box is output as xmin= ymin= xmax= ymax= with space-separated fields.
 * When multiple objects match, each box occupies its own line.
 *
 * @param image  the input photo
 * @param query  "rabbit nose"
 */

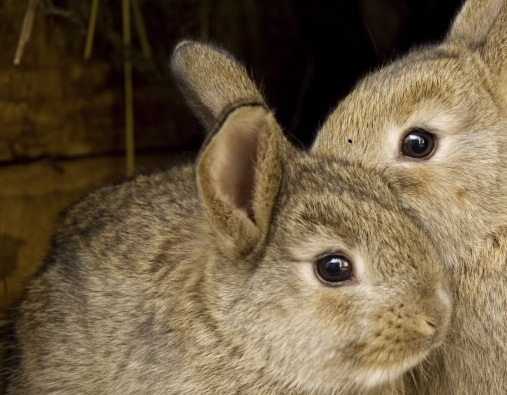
xmin=417 ymin=284 xmax=452 ymax=339
xmin=418 ymin=318 xmax=437 ymax=337
xmin=410 ymin=309 xmax=447 ymax=342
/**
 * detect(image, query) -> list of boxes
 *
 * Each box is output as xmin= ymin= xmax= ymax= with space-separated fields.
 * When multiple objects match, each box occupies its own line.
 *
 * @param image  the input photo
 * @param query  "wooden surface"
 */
xmin=0 ymin=0 xmax=200 ymax=319
xmin=0 ymin=154 xmax=174 ymax=319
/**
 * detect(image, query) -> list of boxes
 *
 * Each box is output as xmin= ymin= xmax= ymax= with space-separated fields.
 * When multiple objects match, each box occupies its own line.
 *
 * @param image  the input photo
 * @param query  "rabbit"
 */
xmin=307 ymin=0 xmax=507 ymax=393
xmin=1 ymin=40 xmax=452 ymax=395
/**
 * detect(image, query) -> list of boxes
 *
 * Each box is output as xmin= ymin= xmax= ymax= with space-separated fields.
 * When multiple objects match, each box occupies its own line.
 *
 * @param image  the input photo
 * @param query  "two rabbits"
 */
xmin=2 ymin=43 xmax=451 ymax=394
xmin=7 ymin=0 xmax=505 ymax=392
xmin=312 ymin=0 xmax=507 ymax=393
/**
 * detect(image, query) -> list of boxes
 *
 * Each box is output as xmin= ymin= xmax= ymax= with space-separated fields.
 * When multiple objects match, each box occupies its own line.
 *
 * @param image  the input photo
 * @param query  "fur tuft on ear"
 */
xmin=445 ymin=0 xmax=505 ymax=50
xmin=170 ymin=41 xmax=266 ymax=131
xmin=197 ymin=105 xmax=284 ymax=254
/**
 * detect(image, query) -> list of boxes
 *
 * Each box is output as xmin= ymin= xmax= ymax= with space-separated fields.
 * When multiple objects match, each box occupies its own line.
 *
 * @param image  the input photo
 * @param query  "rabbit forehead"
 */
xmin=314 ymin=53 xmax=497 ymax=162
xmin=280 ymin=155 xmax=395 ymax=204
xmin=270 ymin=158 xmax=438 ymax=280
xmin=275 ymin=203 xmax=437 ymax=282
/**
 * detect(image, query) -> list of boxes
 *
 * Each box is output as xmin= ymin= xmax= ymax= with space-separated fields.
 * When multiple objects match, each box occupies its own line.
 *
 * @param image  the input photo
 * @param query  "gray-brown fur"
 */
xmin=311 ymin=0 xmax=507 ymax=393
xmin=3 ymin=42 xmax=452 ymax=394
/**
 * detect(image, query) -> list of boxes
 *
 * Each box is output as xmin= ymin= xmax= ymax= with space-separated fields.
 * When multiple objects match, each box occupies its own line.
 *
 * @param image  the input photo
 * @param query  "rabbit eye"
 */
xmin=401 ymin=129 xmax=436 ymax=159
xmin=314 ymin=254 xmax=353 ymax=285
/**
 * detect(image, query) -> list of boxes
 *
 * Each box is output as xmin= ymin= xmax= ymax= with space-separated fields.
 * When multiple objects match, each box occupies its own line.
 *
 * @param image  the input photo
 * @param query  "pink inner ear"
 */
xmin=214 ymin=118 xmax=261 ymax=223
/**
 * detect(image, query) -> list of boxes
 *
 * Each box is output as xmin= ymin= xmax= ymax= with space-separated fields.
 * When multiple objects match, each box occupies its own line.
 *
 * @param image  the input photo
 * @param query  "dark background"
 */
xmin=119 ymin=0 xmax=465 ymax=147
xmin=39 ymin=0 xmax=466 ymax=150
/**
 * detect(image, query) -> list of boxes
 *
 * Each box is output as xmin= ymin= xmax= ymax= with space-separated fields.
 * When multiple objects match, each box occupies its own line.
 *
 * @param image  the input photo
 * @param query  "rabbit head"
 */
xmin=312 ymin=0 xmax=507 ymax=266
xmin=4 ymin=39 xmax=453 ymax=395
xmin=170 ymin=42 xmax=451 ymax=393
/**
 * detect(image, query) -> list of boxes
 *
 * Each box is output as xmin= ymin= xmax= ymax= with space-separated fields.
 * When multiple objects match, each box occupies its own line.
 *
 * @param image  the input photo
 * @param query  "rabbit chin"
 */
xmin=354 ymin=350 xmax=430 ymax=389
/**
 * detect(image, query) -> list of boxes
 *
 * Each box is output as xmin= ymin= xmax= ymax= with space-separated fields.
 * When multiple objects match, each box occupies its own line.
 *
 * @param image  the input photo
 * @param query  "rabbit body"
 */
xmin=4 ymin=43 xmax=451 ymax=394
xmin=5 ymin=133 xmax=449 ymax=395
xmin=312 ymin=0 xmax=507 ymax=393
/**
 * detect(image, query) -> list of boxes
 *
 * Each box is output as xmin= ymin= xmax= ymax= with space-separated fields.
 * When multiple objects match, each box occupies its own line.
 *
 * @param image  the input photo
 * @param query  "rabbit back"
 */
xmin=7 ymin=164 xmax=203 ymax=393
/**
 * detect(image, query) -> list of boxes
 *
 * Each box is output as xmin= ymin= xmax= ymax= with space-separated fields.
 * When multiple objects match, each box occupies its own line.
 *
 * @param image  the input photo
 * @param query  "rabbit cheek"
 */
xmin=348 ymin=307 xmax=442 ymax=388
xmin=384 ymin=163 xmax=492 ymax=255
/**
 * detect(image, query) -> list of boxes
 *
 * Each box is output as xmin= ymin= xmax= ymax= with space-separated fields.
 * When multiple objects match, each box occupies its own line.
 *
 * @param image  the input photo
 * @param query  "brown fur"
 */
xmin=311 ymin=0 xmax=507 ymax=393
xmin=2 ymin=42 xmax=452 ymax=394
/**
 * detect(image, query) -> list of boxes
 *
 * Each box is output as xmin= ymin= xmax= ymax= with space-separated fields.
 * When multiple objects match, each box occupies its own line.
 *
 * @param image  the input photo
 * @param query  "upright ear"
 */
xmin=197 ymin=105 xmax=284 ymax=255
xmin=443 ymin=0 xmax=507 ymax=103
xmin=170 ymin=41 xmax=266 ymax=131
xmin=444 ymin=0 xmax=505 ymax=50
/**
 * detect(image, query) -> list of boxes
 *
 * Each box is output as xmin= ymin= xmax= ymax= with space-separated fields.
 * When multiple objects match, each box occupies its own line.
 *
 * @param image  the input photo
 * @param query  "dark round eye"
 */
xmin=314 ymin=254 xmax=354 ymax=285
xmin=401 ymin=128 xmax=436 ymax=159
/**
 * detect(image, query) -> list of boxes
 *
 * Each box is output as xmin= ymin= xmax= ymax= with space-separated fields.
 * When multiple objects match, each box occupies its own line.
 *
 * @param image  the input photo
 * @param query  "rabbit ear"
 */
xmin=444 ymin=0 xmax=505 ymax=50
xmin=170 ymin=41 xmax=266 ymax=131
xmin=197 ymin=104 xmax=284 ymax=254
xmin=444 ymin=1 xmax=507 ymax=105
